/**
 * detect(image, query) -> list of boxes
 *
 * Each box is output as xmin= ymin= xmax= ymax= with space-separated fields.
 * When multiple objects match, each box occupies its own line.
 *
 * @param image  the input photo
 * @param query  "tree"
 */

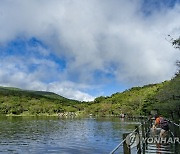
xmin=172 ymin=37 xmax=180 ymax=49
xmin=171 ymin=36 xmax=180 ymax=76
xmin=167 ymin=35 xmax=180 ymax=49
xmin=175 ymin=60 xmax=180 ymax=76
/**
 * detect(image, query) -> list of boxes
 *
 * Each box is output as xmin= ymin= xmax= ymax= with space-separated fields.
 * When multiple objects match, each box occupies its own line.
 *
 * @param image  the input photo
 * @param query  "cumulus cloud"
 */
xmin=47 ymin=81 xmax=95 ymax=101
xmin=0 ymin=54 xmax=95 ymax=101
xmin=0 ymin=0 xmax=180 ymax=100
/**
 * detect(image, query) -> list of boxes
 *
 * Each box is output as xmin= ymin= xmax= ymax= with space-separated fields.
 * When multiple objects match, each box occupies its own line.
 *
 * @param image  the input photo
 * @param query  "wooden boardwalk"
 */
xmin=145 ymin=128 xmax=179 ymax=154
xmin=110 ymin=118 xmax=180 ymax=154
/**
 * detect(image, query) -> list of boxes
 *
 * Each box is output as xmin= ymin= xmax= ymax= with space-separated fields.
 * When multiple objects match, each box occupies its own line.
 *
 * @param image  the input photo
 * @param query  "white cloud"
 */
xmin=0 ymin=54 xmax=95 ymax=101
xmin=47 ymin=81 xmax=95 ymax=101
xmin=0 ymin=0 xmax=180 ymax=100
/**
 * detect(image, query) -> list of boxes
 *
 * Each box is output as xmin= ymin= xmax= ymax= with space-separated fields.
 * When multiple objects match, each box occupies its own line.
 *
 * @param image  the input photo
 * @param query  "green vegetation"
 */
xmin=88 ymin=75 xmax=179 ymax=120
xmin=0 ymin=75 xmax=179 ymax=120
xmin=154 ymin=74 xmax=180 ymax=120
xmin=172 ymin=36 xmax=180 ymax=49
xmin=0 ymin=36 xmax=179 ymax=119
xmin=0 ymin=87 xmax=88 ymax=116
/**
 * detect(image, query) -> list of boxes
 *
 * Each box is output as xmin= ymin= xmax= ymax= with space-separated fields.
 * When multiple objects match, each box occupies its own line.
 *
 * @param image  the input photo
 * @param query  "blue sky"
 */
xmin=0 ymin=0 xmax=180 ymax=101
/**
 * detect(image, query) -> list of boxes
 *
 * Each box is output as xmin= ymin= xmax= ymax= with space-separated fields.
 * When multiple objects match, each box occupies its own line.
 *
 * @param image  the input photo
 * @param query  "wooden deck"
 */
xmin=144 ymin=128 xmax=180 ymax=154
xmin=110 ymin=118 xmax=180 ymax=154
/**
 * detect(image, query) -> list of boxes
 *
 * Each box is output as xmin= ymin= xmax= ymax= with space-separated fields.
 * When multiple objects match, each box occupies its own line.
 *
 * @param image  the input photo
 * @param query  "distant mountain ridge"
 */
xmin=0 ymin=86 xmax=81 ymax=115
xmin=0 ymin=86 xmax=68 ymax=100
xmin=0 ymin=74 xmax=179 ymax=120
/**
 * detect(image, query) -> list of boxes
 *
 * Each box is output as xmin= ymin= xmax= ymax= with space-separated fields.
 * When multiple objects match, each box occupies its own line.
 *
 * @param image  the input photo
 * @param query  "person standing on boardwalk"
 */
xmin=152 ymin=114 xmax=169 ymax=137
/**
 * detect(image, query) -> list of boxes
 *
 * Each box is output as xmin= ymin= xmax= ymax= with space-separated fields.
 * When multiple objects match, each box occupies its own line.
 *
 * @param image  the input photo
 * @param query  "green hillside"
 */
xmin=154 ymin=74 xmax=180 ymax=119
xmin=84 ymin=82 xmax=165 ymax=116
xmin=0 ymin=74 xmax=179 ymax=120
xmin=0 ymin=86 xmax=85 ymax=115
xmin=85 ymin=74 xmax=180 ymax=120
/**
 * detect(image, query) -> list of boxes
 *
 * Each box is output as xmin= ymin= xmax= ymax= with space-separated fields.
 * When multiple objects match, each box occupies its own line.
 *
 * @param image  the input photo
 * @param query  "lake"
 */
xmin=0 ymin=116 xmax=140 ymax=154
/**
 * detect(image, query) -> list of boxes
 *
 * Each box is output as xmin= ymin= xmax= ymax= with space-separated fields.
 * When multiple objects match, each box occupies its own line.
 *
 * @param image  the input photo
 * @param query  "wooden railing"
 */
xmin=110 ymin=118 xmax=152 ymax=154
xmin=110 ymin=117 xmax=180 ymax=154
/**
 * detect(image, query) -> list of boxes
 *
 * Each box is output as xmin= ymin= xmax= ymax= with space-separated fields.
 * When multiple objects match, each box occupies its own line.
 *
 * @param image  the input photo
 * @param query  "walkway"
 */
xmin=110 ymin=118 xmax=180 ymax=154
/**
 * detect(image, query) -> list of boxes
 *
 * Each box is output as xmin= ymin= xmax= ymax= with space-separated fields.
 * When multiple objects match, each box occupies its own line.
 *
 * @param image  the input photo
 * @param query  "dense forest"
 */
xmin=0 ymin=73 xmax=179 ymax=120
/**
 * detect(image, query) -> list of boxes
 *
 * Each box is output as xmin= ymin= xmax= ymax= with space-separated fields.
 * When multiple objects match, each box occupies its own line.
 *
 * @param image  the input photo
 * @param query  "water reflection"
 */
xmin=0 ymin=116 xmax=140 ymax=154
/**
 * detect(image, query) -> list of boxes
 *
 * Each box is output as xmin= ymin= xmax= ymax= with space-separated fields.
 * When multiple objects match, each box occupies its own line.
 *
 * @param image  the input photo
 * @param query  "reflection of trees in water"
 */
xmin=0 ymin=117 xmax=139 ymax=139
xmin=0 ymin=117 xmax=142 ymax=154
xmin=92 ymin=118 xmax=140 ymax=142
xmin=0 ymin=116 xmax=62 ymax=140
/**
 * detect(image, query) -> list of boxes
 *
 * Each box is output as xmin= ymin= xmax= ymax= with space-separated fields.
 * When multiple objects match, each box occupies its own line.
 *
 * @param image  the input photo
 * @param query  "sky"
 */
xmin=0 ymin=0 xmax=180 ymax=101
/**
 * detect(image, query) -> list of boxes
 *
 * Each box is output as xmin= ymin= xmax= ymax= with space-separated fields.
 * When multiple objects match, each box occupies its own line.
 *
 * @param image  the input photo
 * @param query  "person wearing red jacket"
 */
xmin=152 ymin=114 xmax=169 ymax=137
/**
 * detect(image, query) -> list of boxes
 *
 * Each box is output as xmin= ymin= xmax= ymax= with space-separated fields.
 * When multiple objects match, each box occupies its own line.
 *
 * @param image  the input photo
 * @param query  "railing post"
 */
xmin=179 ymin=123 xmax=180 ymax=138
xmin=147 ymin=120 xmax=151 ymax=134
xmin=123 ymin=133 xmax=131 ymax=154
xmin=144 ymin=121 xmax=147 ymax=136
xmin=144 ymin=121 xmax=148 ymax=149
xmin=141 ymin=122 xmax=146 ymax=154
xmin=174 ymin=123 xmax=179 ymax=153
xmin=135 ymin=126 xmax=141 ymax=154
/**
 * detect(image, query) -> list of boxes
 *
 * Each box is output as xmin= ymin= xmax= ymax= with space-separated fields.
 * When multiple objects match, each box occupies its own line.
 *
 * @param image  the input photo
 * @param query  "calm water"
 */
xmin=0 ymin=116 xmax=140 ymax=154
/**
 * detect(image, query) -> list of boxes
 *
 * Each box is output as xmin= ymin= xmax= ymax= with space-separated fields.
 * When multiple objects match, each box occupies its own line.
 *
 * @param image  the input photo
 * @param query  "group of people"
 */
xmin=152 ymin=114 xmax=169 ymax=137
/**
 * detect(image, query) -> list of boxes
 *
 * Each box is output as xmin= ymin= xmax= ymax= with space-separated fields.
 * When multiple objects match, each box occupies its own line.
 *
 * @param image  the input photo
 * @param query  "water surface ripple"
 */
xmin=0 ymin=116 xmax=139 ymax=154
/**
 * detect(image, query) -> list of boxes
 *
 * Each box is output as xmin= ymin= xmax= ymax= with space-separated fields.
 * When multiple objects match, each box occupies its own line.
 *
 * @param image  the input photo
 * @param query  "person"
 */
xmin=152 ymin=114 xmax=169 ymax=137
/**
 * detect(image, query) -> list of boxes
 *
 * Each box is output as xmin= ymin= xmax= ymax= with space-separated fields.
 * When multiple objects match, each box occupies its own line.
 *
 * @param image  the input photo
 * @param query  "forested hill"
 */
xmin=88 ymin=74 xmax=180 ymax=120
xmin=0 ymin=86 xmax=82 ymax=115
xmin=0 ymin=86 xmax=70 ymax=101
xmin=0 ymin=74 xmax=179 ymax=120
